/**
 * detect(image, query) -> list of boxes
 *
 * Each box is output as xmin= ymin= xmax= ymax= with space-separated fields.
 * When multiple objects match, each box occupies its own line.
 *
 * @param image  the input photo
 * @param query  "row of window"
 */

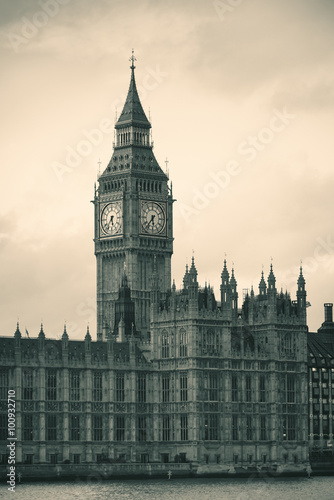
xmin=103 ymin=179 xmax=163 ymax=194
xmin=0 ymin=452 xmax=301 ymax=466
xmin=0 ymin=371 xmax=146 ymax=403
xmin=0 ymin=370 xmax=296 ymax=404
xmin=161 ymin=330 xmax=188 ymax=358
xmin=0 ymin=413 xmax=297 ymax=442
xmin=117 ymin=130 xmax=149 ymax=147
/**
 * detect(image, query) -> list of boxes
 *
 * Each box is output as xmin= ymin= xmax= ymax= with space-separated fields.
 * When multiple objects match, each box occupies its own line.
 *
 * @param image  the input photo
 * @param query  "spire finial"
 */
xmin=129 ymin=48 xmax=136 ymax=70
xmin=165 ymin=157 xmax=169 ymax=175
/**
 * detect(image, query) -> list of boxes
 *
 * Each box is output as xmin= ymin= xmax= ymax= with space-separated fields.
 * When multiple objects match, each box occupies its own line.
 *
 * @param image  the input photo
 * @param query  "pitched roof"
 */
xmin=115 ymin=67 xmax=151 ymax=128
xmin=308 ymin=331 xmax=334 ymax=367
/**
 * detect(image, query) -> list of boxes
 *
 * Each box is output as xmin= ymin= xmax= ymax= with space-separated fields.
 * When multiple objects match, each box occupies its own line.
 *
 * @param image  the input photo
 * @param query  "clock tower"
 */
xmin=94 ymin=53 xmax=173 ymax=340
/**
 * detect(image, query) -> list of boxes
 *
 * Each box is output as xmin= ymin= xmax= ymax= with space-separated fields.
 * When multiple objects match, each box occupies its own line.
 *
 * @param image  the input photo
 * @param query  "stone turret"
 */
xmin=297 ymin=266 xmax=307 ymax=324
xmin=220 ymin=259 xmax=231 ymax=315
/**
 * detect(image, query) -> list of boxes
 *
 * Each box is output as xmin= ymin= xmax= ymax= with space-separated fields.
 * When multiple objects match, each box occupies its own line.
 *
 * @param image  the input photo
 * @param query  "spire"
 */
xmin=62 ymin=323 xmax=69 ymax=340
xmin=188 ymin=255 xmax=198 ymax=302
xmin=14 ymin=321 xmax=21 ymax=339
xmin=183 ymin=262 xmax=190 ymax=289
xmin=297 ymin=265 xmax=305 ymax=289
xmin=259 ymin=270 xmax=267 ymax=296
xmin=85 ymin=324 xmax=91 ymax=342
xmin=230 ymin=267 xmax=237 ymax=288
xmin=189 ymin=255 xmax=197 ymax=278
xmin=221 ymin=259 xmax=229 ymax=285
xmin=113 ymin=271 xmax=137 ymax=337
xmin=38 ymin=322 xmax=45 ymax=339
xmin=267 ymin=263 xmax=276 ymax=293
xmin=115 ymin=51 xmax=151 ymax=128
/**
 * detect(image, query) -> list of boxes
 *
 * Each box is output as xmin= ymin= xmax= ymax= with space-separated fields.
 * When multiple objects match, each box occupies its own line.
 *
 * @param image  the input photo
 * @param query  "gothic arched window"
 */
xmin=179 ymin=328 xmax=187 ymax=357
xmin=161 ymin=330 xmax=169 ymax=358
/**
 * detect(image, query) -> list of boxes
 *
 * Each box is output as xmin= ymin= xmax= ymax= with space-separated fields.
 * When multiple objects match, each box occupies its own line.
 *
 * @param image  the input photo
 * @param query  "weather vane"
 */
xmin=129 ymin=48 xmax=136 ymax=69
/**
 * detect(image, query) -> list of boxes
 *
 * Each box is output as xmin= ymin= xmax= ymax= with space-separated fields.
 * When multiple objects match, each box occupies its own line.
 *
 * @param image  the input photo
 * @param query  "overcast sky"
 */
xmin=1 ymin=0 xmax=334 ymax=339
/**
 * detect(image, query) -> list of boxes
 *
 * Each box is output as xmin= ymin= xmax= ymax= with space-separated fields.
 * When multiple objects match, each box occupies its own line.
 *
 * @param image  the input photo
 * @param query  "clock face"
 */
xmin=141 ymin=201 xmax=166 ymax=235
xmin=100 ymin=202 xmax=122 ymax=236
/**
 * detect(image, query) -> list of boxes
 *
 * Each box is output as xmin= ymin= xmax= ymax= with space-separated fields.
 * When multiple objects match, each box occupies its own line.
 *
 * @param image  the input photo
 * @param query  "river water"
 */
xmin=1 ymin=476 xmax=334 ymax=500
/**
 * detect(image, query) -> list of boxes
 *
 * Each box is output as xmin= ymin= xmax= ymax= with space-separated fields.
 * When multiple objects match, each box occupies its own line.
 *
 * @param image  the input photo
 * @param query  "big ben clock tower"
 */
xmin=94 ymin=52 xmax=173 ymax=340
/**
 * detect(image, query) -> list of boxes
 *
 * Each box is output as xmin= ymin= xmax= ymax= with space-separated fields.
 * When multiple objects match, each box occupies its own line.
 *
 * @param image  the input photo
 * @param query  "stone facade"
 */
xmin=0 ymin=58 xmax=314 ymax=474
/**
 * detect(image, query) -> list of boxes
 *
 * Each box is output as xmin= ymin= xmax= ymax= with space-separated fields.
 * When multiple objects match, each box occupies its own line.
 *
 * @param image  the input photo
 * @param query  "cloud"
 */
xmin=1 ymin=0 xmax=334 ymax=336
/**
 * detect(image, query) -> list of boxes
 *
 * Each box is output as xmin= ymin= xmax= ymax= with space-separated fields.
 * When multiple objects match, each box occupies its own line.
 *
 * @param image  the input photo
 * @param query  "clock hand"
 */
xmin=146 ymin=216 xmax=153 ymax=227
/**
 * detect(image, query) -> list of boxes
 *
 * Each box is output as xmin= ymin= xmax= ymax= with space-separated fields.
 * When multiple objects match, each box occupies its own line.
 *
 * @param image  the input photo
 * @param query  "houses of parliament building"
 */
xmin=1 ymin=55 xmax=333 ymax=477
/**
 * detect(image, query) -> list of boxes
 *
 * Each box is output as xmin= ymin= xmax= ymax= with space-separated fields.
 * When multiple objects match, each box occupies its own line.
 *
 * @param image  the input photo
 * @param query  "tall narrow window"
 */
xmin=209 ymin=373 xmax=218 ymax=401
xmin=47 ymin=414 xmax=57 ymax=441
xmin=116 ymin=373 xmax=125 ymax=402
xmin=70 ymin=415 xmax=80 ymax=441
xmin=70 ymin=371 xmax=80 ymax=401
xmin=287 ymin=415 xmax=296 ymax=440
xmin=180 ymin=373 xmax=188 ymax=402
xmin=260 ymin=415 xmax=267 ymax=440
xmin=246 ymin=415 xmax=253 ymax=440
xmin=162 ymin=415 xmax=170 ymax=441
xmin=287 ymin=375 xmax=295 ymax=403
xmin=232 ymin=375 xmax=238 ymax=402
xmin=93 ymin=372 xmax=102 ymax=402
xmin=137 ymin=374 xmax=146 ymax=403
xmin=22 ymin=369 xmax=33 ymax=400
xmin=179 ymin=329 xmax=187 ymax=357
xmin=0 ymin=370 xmax=8 ymax=400
xmin=204 ymin=414 xmax=218 ymax=440
xmin=162 ymin=374 xmax=170 ymax=403
xmin=115 ymin=416 xmax=125 ymax=441
xmin=245 ymin=375 xmax=252 ymax=402
xmin=46 ymin=370 xmax=57 ymax=401
xmin=180 ymin=415 xmax=188 ymax=441
xmin=23 ymin=414 xmax=33 ymax=441
xmin=0 ymin=414 xmax=7 ymax=440
xmin=232 ymin=414 xmax=238 ymax=440
xmin=259 ymin=375 xmax=266 ymax=402
xmin=93 ymin=415 xmax=103 ymax=441
xmin=162 ymin=331 xmax=170 ymax=358
xmin=137 ymin=416 xmax=147 ymax=441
